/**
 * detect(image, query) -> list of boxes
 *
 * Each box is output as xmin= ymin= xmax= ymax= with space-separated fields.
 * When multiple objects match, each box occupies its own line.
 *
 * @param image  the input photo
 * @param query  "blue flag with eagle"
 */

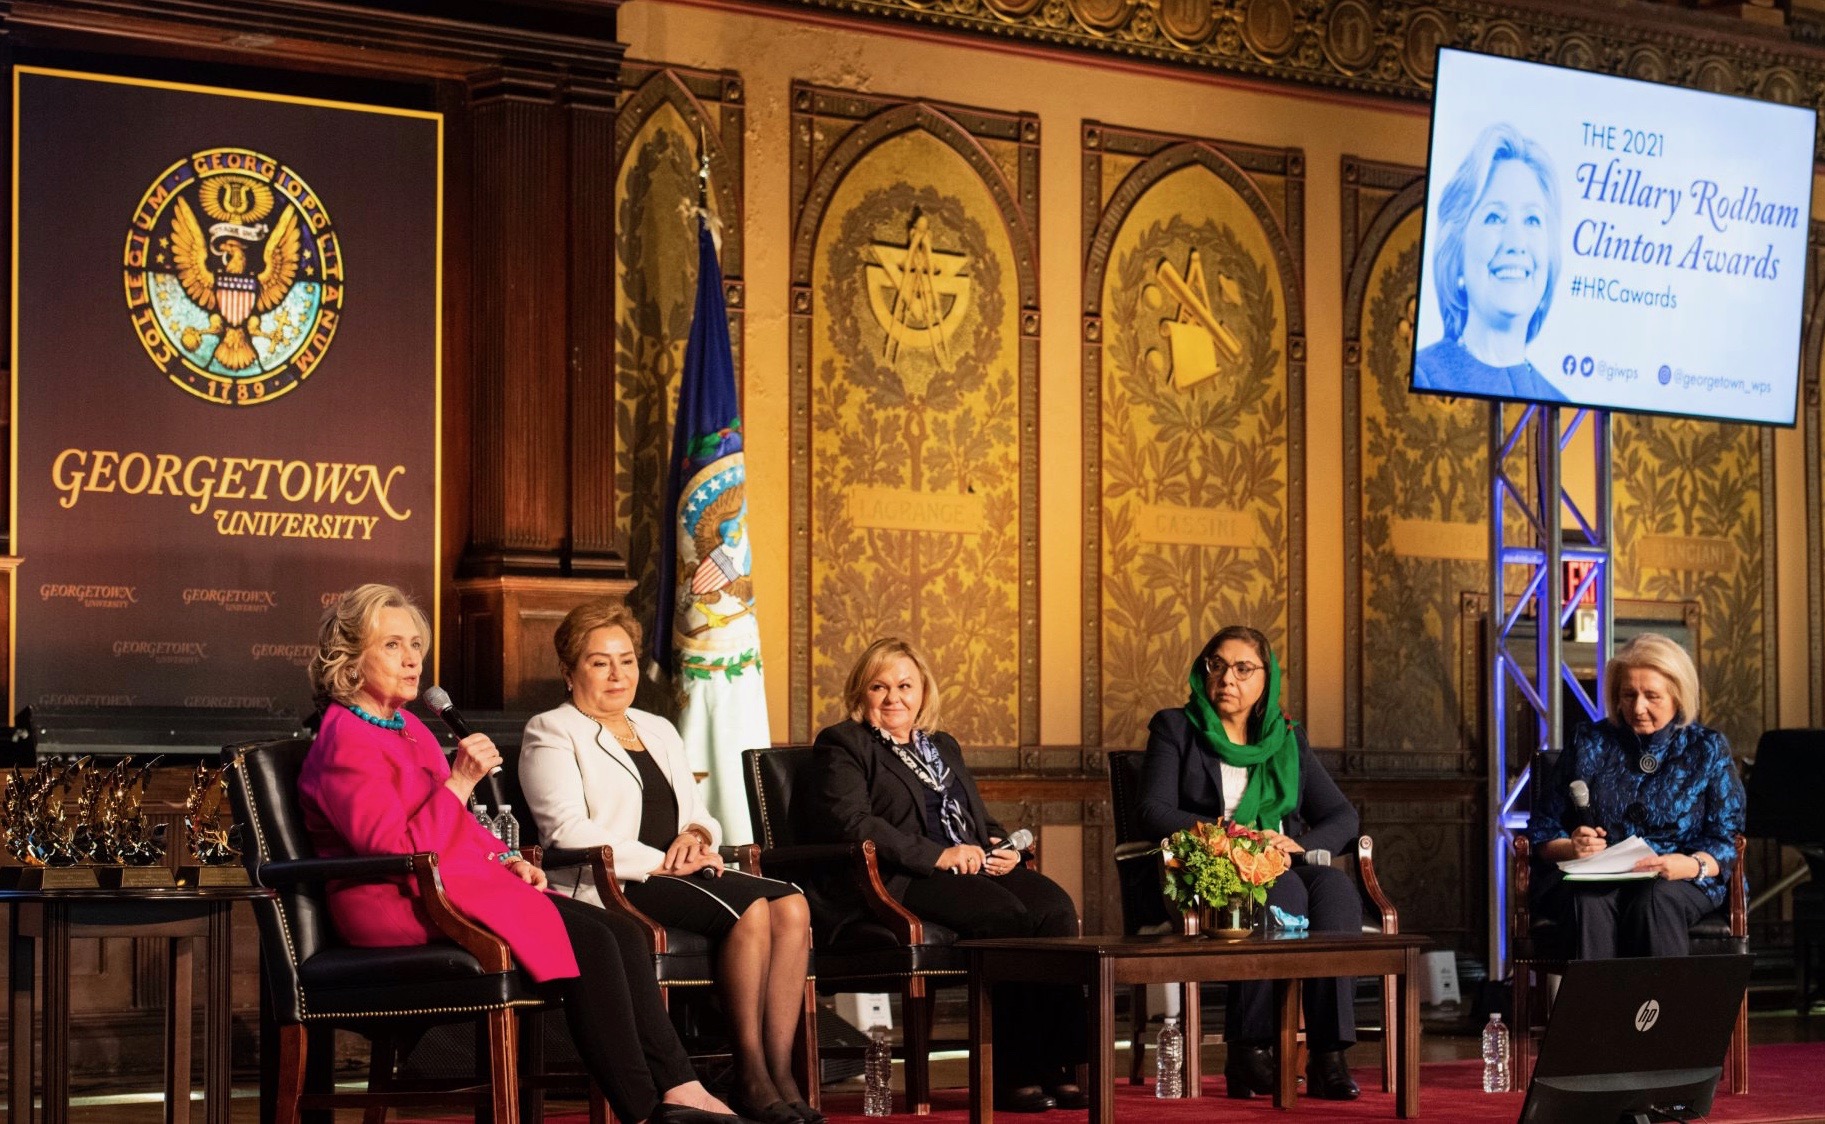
xmin=653 ymin=218 xmax=769 ymax=841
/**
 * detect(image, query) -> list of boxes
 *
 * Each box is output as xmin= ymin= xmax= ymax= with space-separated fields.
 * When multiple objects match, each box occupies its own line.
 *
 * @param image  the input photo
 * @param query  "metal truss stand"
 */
xmin=1487 ymin=404 xmax=1614 ymax=978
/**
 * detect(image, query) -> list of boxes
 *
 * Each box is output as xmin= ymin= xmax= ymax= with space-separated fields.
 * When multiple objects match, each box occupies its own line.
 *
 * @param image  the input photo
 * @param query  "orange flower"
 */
xmin=1231 ymin=845 xmax=1280 ymax=886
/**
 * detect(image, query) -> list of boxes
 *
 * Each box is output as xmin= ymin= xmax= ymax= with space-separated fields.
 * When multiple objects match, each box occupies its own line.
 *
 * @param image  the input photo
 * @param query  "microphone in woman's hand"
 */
xmin=987 ymin=828 xmax=1035 ymax=854
xmin=423 ymin=686 xmax=500 ymax=776
xmin=1568 ymin=779 xmax=1600 ymax=830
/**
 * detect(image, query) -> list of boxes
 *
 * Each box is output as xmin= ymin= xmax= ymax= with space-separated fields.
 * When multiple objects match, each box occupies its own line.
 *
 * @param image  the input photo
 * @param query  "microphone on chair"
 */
xmin=988 ymin=828 xmax=1035 ymax=854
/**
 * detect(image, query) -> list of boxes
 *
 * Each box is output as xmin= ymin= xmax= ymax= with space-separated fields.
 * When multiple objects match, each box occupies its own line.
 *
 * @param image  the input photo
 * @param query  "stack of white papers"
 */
xmin=1555 ymin=835 xmax=1660 ymax=882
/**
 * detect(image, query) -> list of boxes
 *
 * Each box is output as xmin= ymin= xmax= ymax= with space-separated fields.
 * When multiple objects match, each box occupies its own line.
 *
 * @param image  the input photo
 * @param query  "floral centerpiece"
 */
xmin=1160 ymin=819 xmax=1290 ymax=938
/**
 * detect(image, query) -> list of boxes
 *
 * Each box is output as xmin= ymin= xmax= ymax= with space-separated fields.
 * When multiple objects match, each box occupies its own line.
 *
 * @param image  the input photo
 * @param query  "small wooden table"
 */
xmin=964 ymin=931 xmax=1426 ymax=1122
xmin=2 ymin=884 xmax=273 ymax=1124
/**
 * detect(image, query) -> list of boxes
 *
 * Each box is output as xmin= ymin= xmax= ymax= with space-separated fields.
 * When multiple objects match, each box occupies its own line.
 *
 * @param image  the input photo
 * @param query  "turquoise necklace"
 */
xmin=348 ymin=702 xmax=406 ymax=732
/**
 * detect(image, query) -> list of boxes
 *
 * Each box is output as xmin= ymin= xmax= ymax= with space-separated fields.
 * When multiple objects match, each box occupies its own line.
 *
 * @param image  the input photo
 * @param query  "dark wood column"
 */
xmin=566 ymin=70 xmax=624 ymax=575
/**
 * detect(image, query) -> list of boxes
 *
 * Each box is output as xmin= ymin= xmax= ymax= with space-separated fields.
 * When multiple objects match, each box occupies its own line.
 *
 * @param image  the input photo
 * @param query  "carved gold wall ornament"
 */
xmin=751 ymin=0 xmax=1825 ymax=154
xmin=1082 ymin=124 xmax=1305 ymax=748
xmin=789 ymin=84 xmax=1041 ymax=745
xmin=1154 ymin=248 xmax=1244 ymax=390
xmin=868 ymin=212 xmax=973 ymax=373
xmin=1805 ymin=222 xmax=1825 ymax=724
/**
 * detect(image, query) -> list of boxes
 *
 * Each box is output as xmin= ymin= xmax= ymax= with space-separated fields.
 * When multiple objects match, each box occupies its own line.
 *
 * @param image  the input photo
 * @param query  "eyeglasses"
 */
xmin=1202 ymin=657 xmax=1263 ymax=682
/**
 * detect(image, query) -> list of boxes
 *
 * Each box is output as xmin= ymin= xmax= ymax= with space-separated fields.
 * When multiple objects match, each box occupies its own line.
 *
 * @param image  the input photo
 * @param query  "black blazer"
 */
xmin=810 ymin=718 xmax=1008 ymax=900
xmin=1135 ymin=707 xmax=1358 ymax=856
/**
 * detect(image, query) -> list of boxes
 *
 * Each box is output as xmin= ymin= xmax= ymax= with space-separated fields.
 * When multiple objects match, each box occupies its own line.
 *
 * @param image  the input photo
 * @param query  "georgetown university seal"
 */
xmin=123 ymin=146 xmax=344 ymax=405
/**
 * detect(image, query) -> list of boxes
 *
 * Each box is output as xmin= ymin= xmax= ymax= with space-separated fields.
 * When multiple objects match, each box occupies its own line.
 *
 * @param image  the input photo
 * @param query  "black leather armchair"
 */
xmin=1106 ymin=748 xmax=1400 ymax=1093
xmin=1510 ymin=829 xmax=1748 ymax=1094
xmin=744 ymin=745 xmax=965 ymax=1115
xmin=224 ymin=736 xmax=604 ymax=1124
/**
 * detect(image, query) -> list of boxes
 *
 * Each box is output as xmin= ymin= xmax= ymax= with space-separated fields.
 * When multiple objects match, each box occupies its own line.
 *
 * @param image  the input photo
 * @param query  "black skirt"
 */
xmin=619 ymin=869 xmax=802 ymax=939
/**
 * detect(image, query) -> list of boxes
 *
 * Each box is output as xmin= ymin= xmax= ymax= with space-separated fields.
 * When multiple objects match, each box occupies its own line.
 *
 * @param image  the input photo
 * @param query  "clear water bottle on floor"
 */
xmin=863 ymin=1024 xmax=893 ymax=1116
xmin=493 ymin=804 xmax=521 ymax=853
xmin=1481 ymin=1012 xmax=1510 ymax=1093
xmin=1155 ymin=1015 xmax=1184 ymax=1098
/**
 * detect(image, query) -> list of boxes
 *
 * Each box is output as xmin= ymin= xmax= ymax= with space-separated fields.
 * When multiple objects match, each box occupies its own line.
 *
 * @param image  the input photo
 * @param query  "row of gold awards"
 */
xmin=0 ymin=758 xmax=244 ymax=889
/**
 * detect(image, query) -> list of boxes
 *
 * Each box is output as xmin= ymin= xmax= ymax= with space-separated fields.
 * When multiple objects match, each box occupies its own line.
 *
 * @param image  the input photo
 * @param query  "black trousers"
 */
xmin=544 ymin=894 xmax=698 ymax=1123
xmin=1229 ymin=864 xmax=1361 ymax=1050
xmin=899 ymin=865 xmax=1086 ymax=1087
xmin=1534 ymin=877 xmax=1714 ymax=959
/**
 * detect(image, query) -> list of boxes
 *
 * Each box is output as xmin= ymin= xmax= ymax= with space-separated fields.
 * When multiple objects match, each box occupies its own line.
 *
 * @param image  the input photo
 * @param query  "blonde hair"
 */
xmin=1606 ymin=633 xmax=1700 ymax=726
xmin=309 ymin=584 xmax=430 ymax=707
xmin=553 ymin=599 xmax=644 ymax=676
xmin=843 ymin=637 xmax=942 ymax=733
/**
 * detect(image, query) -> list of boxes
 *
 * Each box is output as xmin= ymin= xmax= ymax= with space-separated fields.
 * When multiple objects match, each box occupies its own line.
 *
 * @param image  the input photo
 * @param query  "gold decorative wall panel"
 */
xmin=754 ymin=0 xmax=1825 ymax=152
xmin=1611 ymin=418 xmax=1776 ymax=751
xmin=1341 ymin=157 xmax=1487 ymax=756
xmin=615 ymin=64 xmax=745 ymax=641
xmin=1082 ymin=123 xmax=1304 ymax=749
xmin=788 ymin=85 xmax=1040 ymax=744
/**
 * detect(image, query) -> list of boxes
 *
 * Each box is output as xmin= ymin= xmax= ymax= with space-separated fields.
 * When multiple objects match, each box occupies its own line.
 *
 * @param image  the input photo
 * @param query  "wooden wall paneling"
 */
xmin=567 ymin=69 xmax=626 ymax=574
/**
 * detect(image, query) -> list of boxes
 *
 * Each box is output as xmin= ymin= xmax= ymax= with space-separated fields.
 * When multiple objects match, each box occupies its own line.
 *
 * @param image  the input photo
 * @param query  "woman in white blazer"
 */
xmin=520 ymin=601 xmax=816 ymax=1124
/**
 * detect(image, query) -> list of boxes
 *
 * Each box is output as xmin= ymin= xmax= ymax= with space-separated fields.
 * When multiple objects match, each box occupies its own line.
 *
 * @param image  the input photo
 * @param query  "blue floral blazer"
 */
xmin=1528 ymin=719 xmax=1746 ymax=908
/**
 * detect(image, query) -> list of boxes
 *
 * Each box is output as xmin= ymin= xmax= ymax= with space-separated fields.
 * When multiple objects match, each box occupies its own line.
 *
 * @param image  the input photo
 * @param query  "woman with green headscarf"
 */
xmin=1137 ymin=625 xmax=1363 ymax=1101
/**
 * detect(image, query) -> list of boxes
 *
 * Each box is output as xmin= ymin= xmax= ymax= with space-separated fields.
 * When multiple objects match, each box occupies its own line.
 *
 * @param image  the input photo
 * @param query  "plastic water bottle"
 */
xmin=493 ymin=805 xmax=520 ymax=853
xmin=863 ymin=1024 xmax=893 ymax=1116
xmin=1155 ymin=1015 xmax=1184 ymax=1098
xmin=1481 ymin=1012 xmax=1510 ymax=1093
xmin=471 ymin=802 xmax=494 ymax=834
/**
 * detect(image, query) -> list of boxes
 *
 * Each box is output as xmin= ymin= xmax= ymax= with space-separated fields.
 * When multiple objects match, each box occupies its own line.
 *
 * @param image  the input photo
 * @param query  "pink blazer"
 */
xmin=298 ymin=705 xmax=579 ymax=982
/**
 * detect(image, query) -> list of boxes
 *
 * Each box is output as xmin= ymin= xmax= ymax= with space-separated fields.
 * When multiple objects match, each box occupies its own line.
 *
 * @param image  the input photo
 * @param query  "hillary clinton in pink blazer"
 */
xmin=297 ymin=584 xmax=748 ymax=1124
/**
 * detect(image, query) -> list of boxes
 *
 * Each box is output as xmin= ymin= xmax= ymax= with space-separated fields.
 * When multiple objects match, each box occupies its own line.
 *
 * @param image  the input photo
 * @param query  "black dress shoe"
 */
xmin=650 ymin=1104 xmax=754 ymax=1124
xmin=785 ymin=1099 xmax=826 ymax=1124
xmin=992 ymin=1085 xmax=1056 ymax=1113
xmin=1306 ymin=1049 xmax=1360 ymax=1101
xmin=1224 ymin=1043 xmax=1275 ymax=1099
xmin=732 ymin=1100 xmax=801 ymax=1124
xmin=1046 ymin=1083 xmax=1089 ymax=1110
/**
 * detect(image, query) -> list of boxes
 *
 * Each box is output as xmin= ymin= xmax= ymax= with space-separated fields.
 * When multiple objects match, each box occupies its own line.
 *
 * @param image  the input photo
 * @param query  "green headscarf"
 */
xmin=1184 ymin=643 xmax=1300 ymax=831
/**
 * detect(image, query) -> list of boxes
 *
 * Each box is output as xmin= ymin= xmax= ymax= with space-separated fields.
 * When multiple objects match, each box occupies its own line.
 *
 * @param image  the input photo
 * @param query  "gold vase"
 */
xmin=1202 ymin=898 xmax=1257 ymax=940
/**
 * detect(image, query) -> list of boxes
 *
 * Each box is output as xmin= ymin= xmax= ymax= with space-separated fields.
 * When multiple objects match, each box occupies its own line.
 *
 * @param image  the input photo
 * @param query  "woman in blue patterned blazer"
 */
xmin=1528 ymin=633 xmax=1745 ymax=959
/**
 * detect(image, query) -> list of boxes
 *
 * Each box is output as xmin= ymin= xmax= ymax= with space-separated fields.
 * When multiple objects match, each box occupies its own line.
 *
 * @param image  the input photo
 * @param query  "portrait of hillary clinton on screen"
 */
xmin=1413 ymin=121 xmax=1569 ymax=404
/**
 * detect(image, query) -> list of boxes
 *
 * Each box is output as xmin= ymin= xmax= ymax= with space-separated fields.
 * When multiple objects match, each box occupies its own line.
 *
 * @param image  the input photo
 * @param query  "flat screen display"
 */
xmin=1411 ymin=48 xmax=1815 ymax=426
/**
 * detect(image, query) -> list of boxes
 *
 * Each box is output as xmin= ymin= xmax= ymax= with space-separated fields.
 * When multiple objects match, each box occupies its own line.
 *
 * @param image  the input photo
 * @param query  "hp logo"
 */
xmin=1634 ymin=999 xmax=1661 ymax=1032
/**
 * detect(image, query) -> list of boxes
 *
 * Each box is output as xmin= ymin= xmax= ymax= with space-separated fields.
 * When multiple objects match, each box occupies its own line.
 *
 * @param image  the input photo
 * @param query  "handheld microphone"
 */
xmin=988 ymin=828 xmax=1035 ymax=854
xmin=423 ymin=686 xmax=501 ymax=778
xmin=1568 ymin=779 xmax=1600 ymax=831
xmin=1295 ymin=849 xmax=1332 ymax=867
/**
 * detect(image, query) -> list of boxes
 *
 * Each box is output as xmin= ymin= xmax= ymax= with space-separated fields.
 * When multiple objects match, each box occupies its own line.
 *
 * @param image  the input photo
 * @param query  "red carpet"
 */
xmin=510 ymin=1043 xmax=1825 ymax=1122
xmin=803 ymin=1045 xmax=1825 ymax=1122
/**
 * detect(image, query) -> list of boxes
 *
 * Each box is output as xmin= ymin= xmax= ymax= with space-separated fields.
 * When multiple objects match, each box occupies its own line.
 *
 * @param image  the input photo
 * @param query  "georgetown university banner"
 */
xmin=11 ymin=69 xmax=440 ymax=716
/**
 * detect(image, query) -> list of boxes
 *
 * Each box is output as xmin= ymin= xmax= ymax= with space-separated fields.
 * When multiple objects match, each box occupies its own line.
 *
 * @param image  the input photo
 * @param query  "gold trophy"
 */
xmin=177 ymin=763 xmax=246 ymax=887
xmin=2 ymin=758 xmax=99 ymax=889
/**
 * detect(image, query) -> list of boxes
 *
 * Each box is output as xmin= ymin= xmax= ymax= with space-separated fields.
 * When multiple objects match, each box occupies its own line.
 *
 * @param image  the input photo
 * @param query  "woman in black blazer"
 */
xmin=812 ymin=637 xmax=1084 ymax=1114
xmin=1137 ymin=625 xmax=1363 ymax=1101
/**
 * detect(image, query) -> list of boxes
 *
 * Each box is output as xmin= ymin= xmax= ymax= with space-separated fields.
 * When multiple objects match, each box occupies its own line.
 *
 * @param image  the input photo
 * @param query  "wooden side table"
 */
xmin=1 ymin=884 xmax=273 ymax=1124
xmin=964 ymin=931 xmax=1427 ymax=1123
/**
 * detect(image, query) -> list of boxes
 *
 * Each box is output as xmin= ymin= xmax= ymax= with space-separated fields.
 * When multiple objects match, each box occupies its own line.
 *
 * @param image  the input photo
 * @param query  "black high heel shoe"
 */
xmin=1224 ymin=1043 xmax=1275 ymax=1099
xmin=1306 ymin=1049 xmax=1360 ymax=1100
xmin=785 ymin=1099 xmax=826 ymax=1124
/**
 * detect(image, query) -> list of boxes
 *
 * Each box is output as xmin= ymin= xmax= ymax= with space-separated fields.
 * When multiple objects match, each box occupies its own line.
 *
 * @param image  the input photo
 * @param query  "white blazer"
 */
xmin=519 ymin=702 xmax=724 ymax=905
